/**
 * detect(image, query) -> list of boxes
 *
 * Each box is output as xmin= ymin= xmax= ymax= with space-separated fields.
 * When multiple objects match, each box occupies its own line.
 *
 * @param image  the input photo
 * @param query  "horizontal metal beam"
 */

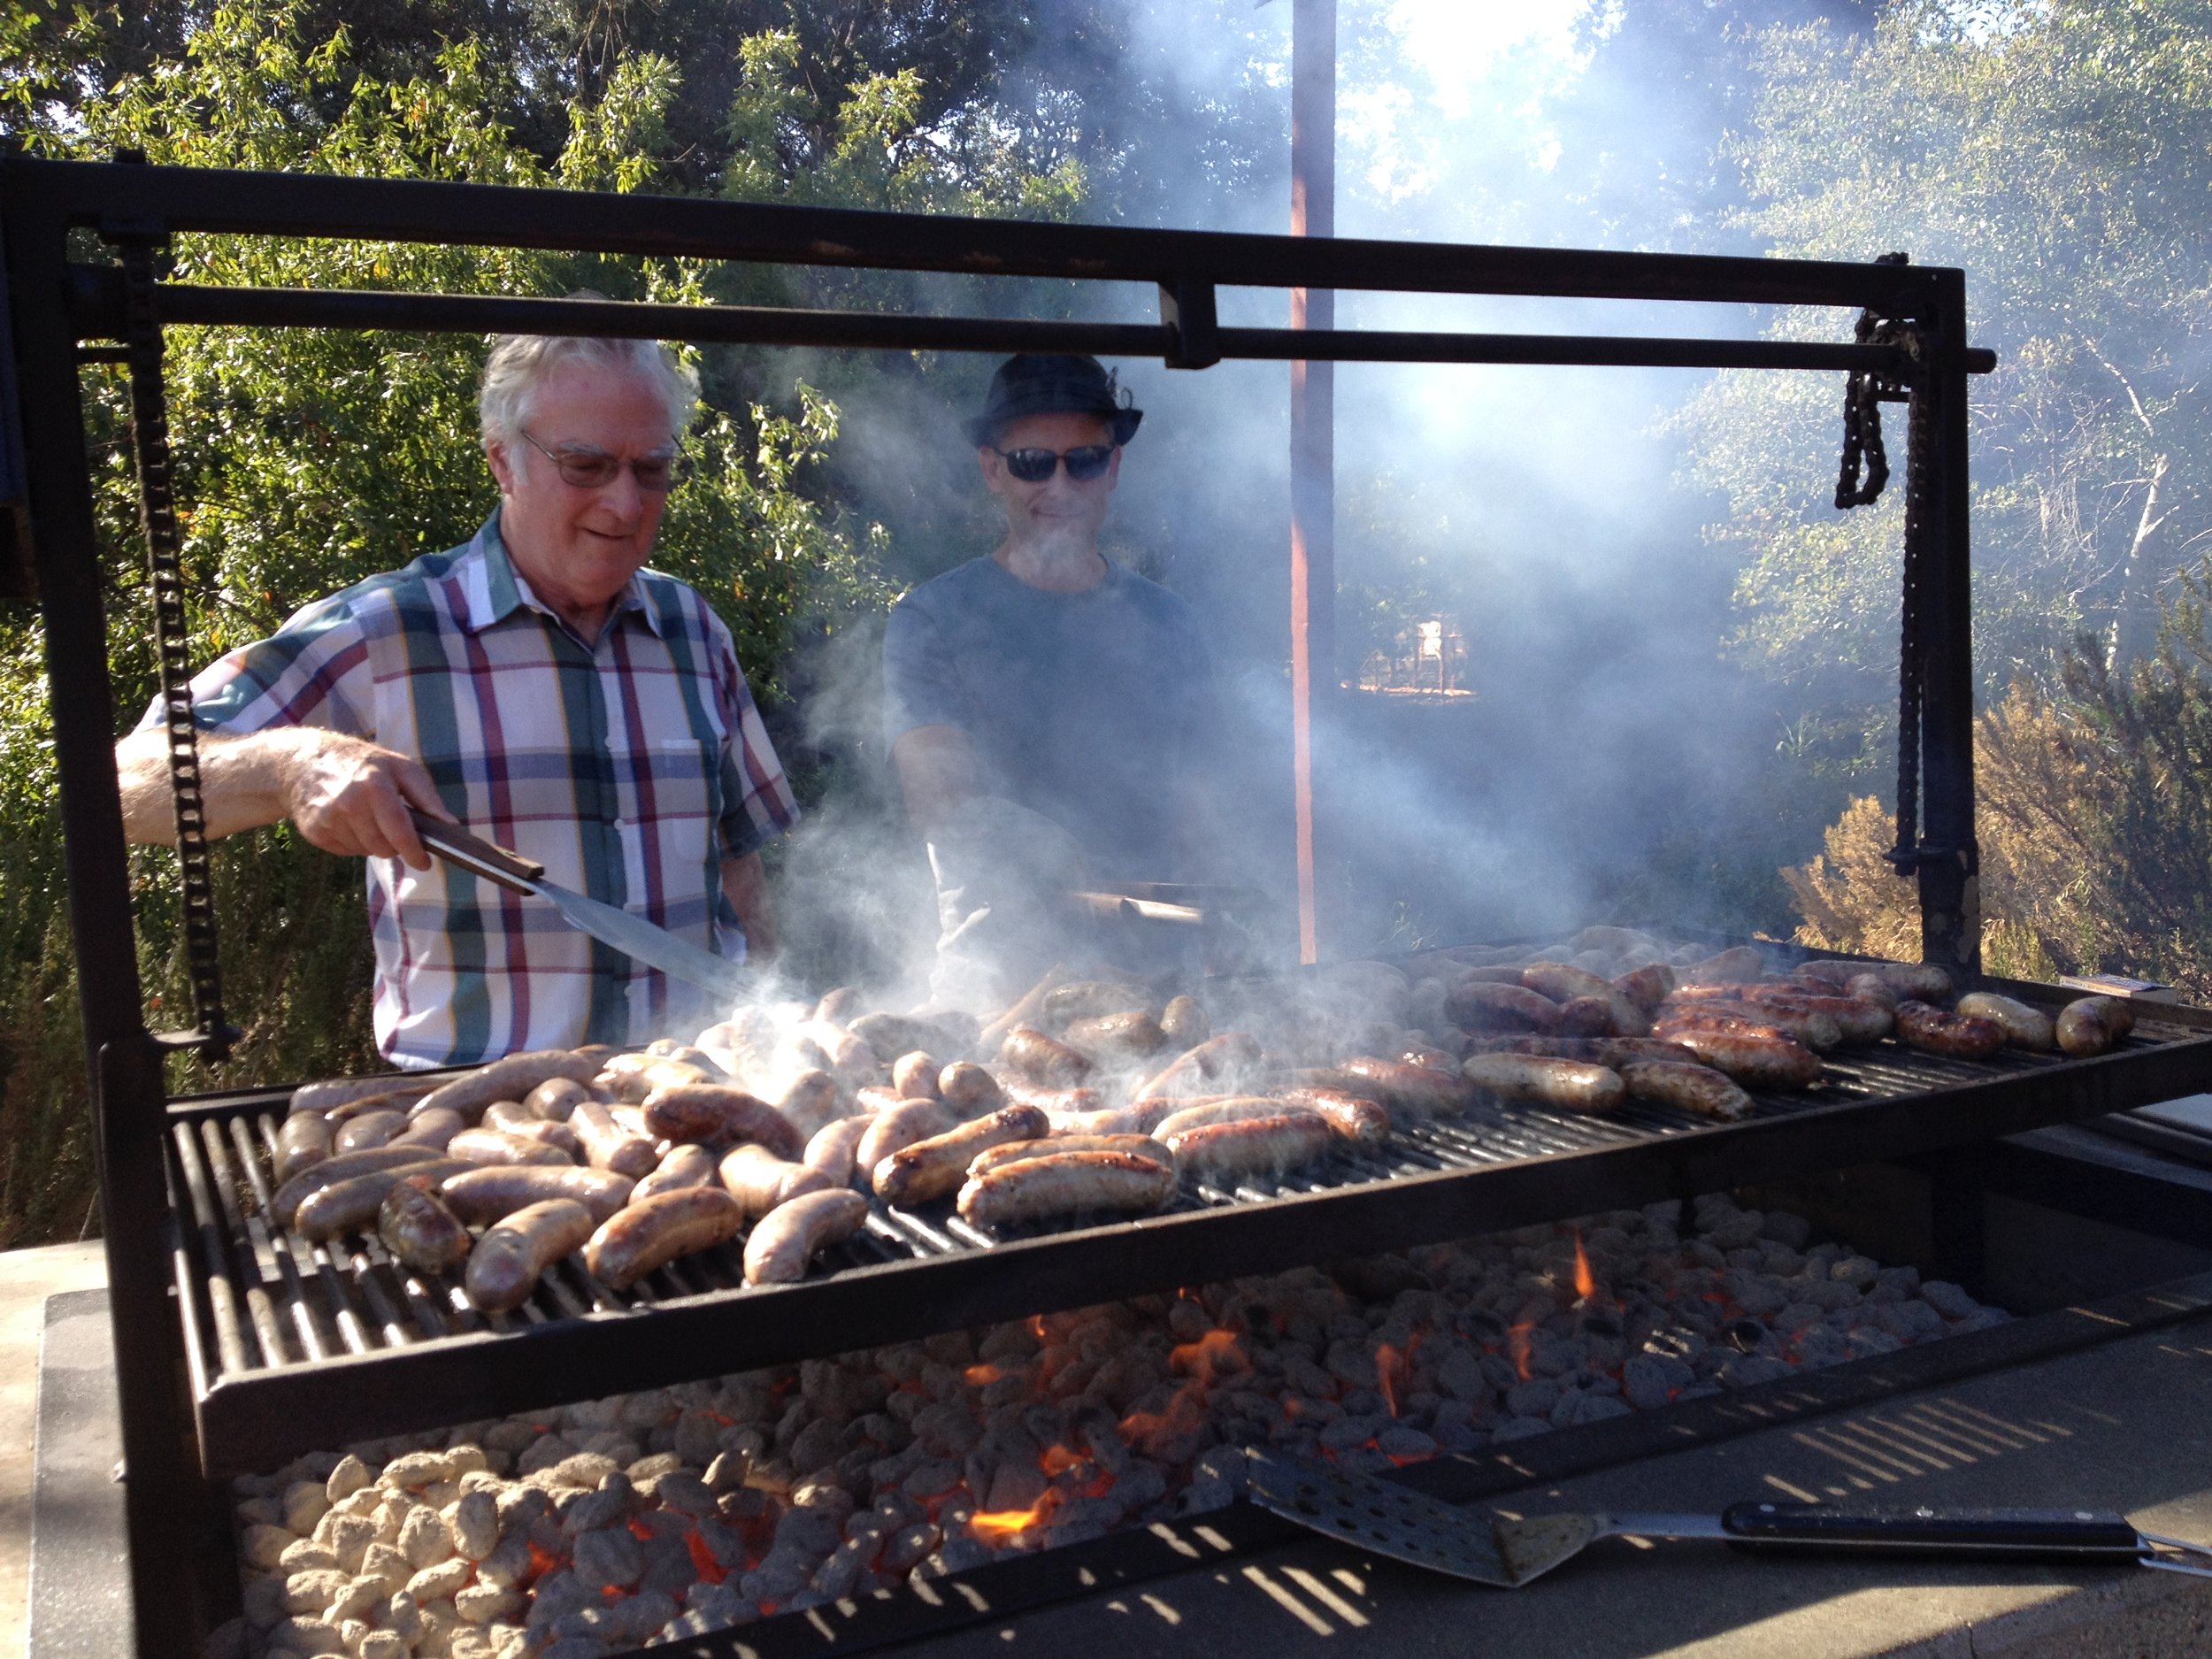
xmin=10 ymin=156 xmax=1964 ymax=313
xmin=62 ymin=273 xmax=2000 ymax=376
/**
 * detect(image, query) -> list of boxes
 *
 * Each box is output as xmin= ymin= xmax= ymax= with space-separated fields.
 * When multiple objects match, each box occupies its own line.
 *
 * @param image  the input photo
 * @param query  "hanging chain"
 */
xmin=115 ymin=228 xmax=234 ymax=1060
xmin=1832 ymin=254 xmax=1932 ymax=880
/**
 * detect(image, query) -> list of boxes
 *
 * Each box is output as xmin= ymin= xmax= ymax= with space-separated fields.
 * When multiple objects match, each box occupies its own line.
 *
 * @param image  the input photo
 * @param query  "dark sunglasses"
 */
xmin=522 ymin=430 xmax=681 ymax=493
xmin=994 ymin=443 xmax=1116 ymax=483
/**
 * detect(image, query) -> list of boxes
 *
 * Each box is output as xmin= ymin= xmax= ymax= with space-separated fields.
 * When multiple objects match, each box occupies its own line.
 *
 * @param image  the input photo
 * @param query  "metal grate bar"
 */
xmin=196 ymin=1119 xmax=287 ymax=1369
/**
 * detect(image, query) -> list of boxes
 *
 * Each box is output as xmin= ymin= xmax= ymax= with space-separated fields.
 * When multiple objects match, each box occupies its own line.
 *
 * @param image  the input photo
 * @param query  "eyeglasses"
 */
xmin=993 ymin=444 xmax=1116 ymax=483
xmin=521 ymin=430 xmax=680 ymax=493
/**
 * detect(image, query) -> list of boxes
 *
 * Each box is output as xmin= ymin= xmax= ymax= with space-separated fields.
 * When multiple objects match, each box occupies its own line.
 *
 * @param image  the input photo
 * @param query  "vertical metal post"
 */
xmin=1916 ymin=269 xmax=1980 ymax=973
xmin=4 ymin=195 xmax=200 ymax=1657
xmin=1289 ymin=0 xmax=1336 ymax=964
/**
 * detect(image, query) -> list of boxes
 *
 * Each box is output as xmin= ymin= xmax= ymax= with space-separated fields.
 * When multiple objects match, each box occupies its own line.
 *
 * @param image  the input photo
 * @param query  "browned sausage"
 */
xmin=296 ymin=1159 xmax=472 ymax=1241
xmin=288 ymin=1076 xmax=434 ymax=1118
xmin=1617 ymin=1060 xmax=1754 ymax=1123
xmin=1269 ymin=1087 xmax=1394 ymax=1145
xmin=1442 ymin=979 xmax=1563 ymax=1035
xmin=854 ymin=1099 xmax=958 ymax=1179
xmin=1000 ymin=1083 xmax=1108 ymax=1117
xmin=742 ymin=1188 xmax=871 ymax=1285
xmin=1877 ymin=962 xmax=1956 ymax=1002
xmin=598 ymin=1053 xmax=713 ymax=1103
xmin=448 ymin=1127 xmax=573 ymax=1167
xmin=1555 ymin=996 xmax=1626 ymax=1037
xmin=523 ymin=1077 xmax=592 ymax=1122
xmin=390 ymin=1106 xmax=466 ymax=1151
xmin=873 ymin=1105 xmax=1049 ymax=1205
xmin=1473 ymin=1036 xmax=1704 ymax=1068
xmin=1302 ymin=1058 xmax=1475 ymax=1118
xmin=1681 ymin=984 xmax=1889 ymax=1044
xmin=1521 ymin=964 xmax=1647 ymax=1034
xmin=583 ymin=1187 xmax=747 ymax=1289
xmin=1893 ymin=1000 xmax=2005 ymax=1059
xmin=773 ymin=1069 xmax=846 ymax=1139
xmin=814 ymin=985 xmax=861 ymax=1025
xmin=892 ymin=1052 xmax=942 ymax=1100
xmin=1957 ymin=992 xmax=2057 ymax=1051
xmin=965 ymin=1135 xmax=1171 ymax=1179
xmin=801 ymin=1114 xmax=872 ymax=1187
xmin=411 ymin=1051 xmax=600 ymax=1125
xmin=1132 ymin=1033 xmax=1265 ymax=1101
xmin=632 ymin=1143 xmax=720 ymax=1202
xmin=847 ymin=1012 xmax=956 ymax=1065
xmin=1685 ymin=946 xmax=1767 ymax=984
xmin=270 ymin=1144 xmax=447 ymax=1229
xmin=641 ymin=1085 xmax=804 ymax=1159
xmin=377 ymin=1176 xmax=472 ymax=1274
xmin=1613 ymin=964 xmax=1678 ymax=1014
xmin=1650 ymin=1023 xmax=1823 ymax=1089
xmin=1062 ymin=1011 xmax=1170 ymax=1061
xmin=1038 ymin=980 xmax=1135 ymax=1027
xmin=569 ymin=1101 xmax=658 ymax=1179
xmin=718 ymin=1145 xmax=833 ymax=1219
xmin=464 ymin=1199 xmax=595 ymax=1312
xmin=1459 ymin=1054 xmax=1626 ymax=1113
xmin=1846 ymin=973 xmax=1900 ymax=1011
xmin=1791 ymin=959 xmax=1863 ymax=990
xmin=998 ymin=1026 xmax=1092 ymax=1087
xmin=1155 ymin=1097 xmax=1319 ymax=1141
xmin=1159 ymin=995 xmax=1210 ymax=1046
xmin=937 ymin=1062 xmax=1003 ymax=1117
xmin=1661 ymin=997 xmax=1842 ymax=1052
xmin=439 ymin=1164 xmax=634 ymax=1226
xmin=2055 ymin=995 xmax=2136 ymax=1057
xmin=1165 ymin=1112 xmax=1337 ymax=1181
xmin=956 ymin=1151 xmax=1179 ymax=1230
xmin=1045 ymin=1102 xmax=1174 ymax=1135
xmin=329 ymin=1109 xmax=405 ymax=1153
xmin=273 ymin=1112 xmax=333 ymax=1184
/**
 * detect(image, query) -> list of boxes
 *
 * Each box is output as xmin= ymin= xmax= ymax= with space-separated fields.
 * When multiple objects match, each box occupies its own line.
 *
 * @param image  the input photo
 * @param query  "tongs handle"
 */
xmin=1721 ymin=1502 xmax=2141 ymax=1562
xmin=410 ymin=809 xmax=545 ymax=895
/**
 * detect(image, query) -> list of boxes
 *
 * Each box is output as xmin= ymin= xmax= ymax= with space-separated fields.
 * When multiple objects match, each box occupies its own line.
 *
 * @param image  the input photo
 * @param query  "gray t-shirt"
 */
xmin=882 ymin=557 xmax=1216 ymax=880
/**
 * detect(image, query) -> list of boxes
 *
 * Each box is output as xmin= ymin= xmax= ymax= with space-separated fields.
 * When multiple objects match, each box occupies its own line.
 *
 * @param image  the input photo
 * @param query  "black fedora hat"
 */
xmin=965 ymin=354 xmax=1143 ymax=448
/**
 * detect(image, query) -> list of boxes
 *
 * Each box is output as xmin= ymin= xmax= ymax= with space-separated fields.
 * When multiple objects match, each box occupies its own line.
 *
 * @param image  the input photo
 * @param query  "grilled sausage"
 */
xmin=1045 ymin=1102 xmax=1175 ymax=1136
xmin=1442 ymin=979 xmax=1563 ymax=1035
xmin=1039 ymin=980 xmax=1137 ymax=1028
xmin=802 ymin=1114 xmax=873 ymax=1188
xmin=1473 ymin=1036 xmax=1703 ymax=1068
xmin=2056 ymin=995 xmax=2136 ymax=1058
xmin=323 ymin=1089 xmax=429 ymax=1127
xmin=1521 ymin=964 xmax=1648 ymax=1033
xmin=872 ymin=1105 xmax=1049 ymax=1205
xmin=569 ymin=1101 xmax=659 ymax=1179
xmin=1164 ymin=1112 xmax=1337 ymax=1181
xmin=847 ymin=1012 xmax=959 ymax=1065
xmin=332 ymin=1109 xmax=408 ymax=1153
xmin=1132 ymin=1033 xmax=1264 ymax=1101
xmin=892 ymin=1052 xmax=942 ymax=1100
xmin=1613 ymin=964 xmax=1678 ymax=1014
xmin=854 ymin=1100 xmax=958 ymax=1181
xmin=296 ymin=1159 xmax=472 ymax=1242
xmin=390 ymin=1106 xmax=466 ymax=1151
xmin=481 ymin=1099 xmax=541 ymax=1133
xmin=1617 ymin=1060 xmax=1754 ymax=1123
xmin=718 ymin=1146 xmax=833 ymax=1218
xmin=448 ymin=1127 xmax=573 ymax=1167
xmin=377 ymin=1176 xmax=472 ymax=1275
xmin=1685 ymin=946 xmax=1767 ymax=985
xmin=1680 ymin=984 xmax=1889 ymax=1044
xmin=1268 ymin=1087 xmax=1394 ymax=1145
xmin=411 ymin=1050 xmax=600 ymax=1125
xmin=998 ymin=1026 xmax=1092 ymax=1087
xmin=523 ymin=1077 xmax=593 ymax=1122
xmin=1650 ymin=1024 xmax=1823 ymax=1090
xmin=583 ymin=1187 xmax=746 ymax=1289
xmin=956 ymin=1151 xmax=1179 ymax=1230
xmin=937 ymin=1062 xmax=1004 ymax=1118
xmin=288 ymin=1076 xmax=434 ymax=1118
xmin=464 ymin=1199 xmax=595 ymax=1313
xmin=1846 ymin=973 xmax=1900 ymax=1012
xmin=1893 ymin=1000 xmax=2005 ymax=1059
xmin=439 ymin=1164 xmax=634 ymax=1226
xmin=964 ymin=1135 xmax=1172 ymax=1179
xmin=772 ymin=1070 xmax=848 ymax=1141
xmin=1662 ymin=997 xmax=1842 ymax=1052
xmin=1160 ymin=995 xmax=1210 ymax=1046
xmin=599 ymin=1054 xmax=714 ymax=1103
xmin=1302 ymin=1058 xmax=1475 ymax=1118
xmin=1876 ymin=962 xmax=1955 ymax=1002
xmin=1459 ymin=1054 xmax=1626 ymax=1114
xmin=1556 ymin=996 xmax=1629 ymax=1037
xmin=632 ymin=1143 xmax=720 ymax=1202
xmin=1956 ymin=992 xmax=2058 ymax=1051
xmin=1061 ymin=1011 xmax=1170 ymax=1062
xmin=270 ymin=1144 xmax=447 ymax=1229
xmin=795 ymin=1019 xmax=879 ymax=1083
xmin=1791 ymin=960 xmax=1863 ymax=990
xmin=500 ymin=1117 xmax=585 ymax=1158
xmin=813 ymin=985 xmax=861 ymax=1025
xmin=641 ymin=1085 xmax=805 ymax=1158
xmin=743 ymin=1187 xmax=872 ymax=1285
xmin=1154 ymin=1097 xmax=1317 ymax=1141
xmin=273 ymin=1112 xmax=334 ymax=1184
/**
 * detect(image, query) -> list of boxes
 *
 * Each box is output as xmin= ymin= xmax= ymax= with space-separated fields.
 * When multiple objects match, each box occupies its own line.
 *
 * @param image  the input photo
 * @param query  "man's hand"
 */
xmin=721 ymin=850 xmax=778 ymax=963
xmin=116 ymin=726 xmax=454 ymax=870
xmin=891 ymin=724 xmax=983 ymax=836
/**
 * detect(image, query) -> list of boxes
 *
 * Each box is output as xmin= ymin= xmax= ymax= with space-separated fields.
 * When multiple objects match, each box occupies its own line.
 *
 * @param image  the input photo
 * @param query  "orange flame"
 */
xmin=1039 ymin=1443 xmax=1085 ymax=1476
xmin=1508 ymin=1320 xmax=1535 ymax=1383
xmin=1375 ymin=1342 xmax=1403 ymax=1417
xmin=971 ymin=1500 xmax=1052 ymax=1544
xmin=964 ymin=1363 xmax=1004 ymax=1386
xmin=1573 ymin=1233 xmax=1596 ymax=1301
xmin=1168 ymin=1328 xmax=1247 ymax=1388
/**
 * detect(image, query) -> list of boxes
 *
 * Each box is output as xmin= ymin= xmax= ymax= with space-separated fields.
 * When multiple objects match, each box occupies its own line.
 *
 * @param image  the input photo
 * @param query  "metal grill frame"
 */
xmin=0 ymin=156 xmax=2005 ymax=1655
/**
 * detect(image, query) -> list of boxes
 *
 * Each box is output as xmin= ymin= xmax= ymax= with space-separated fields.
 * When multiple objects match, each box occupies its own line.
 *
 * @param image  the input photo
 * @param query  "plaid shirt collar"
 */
xmin=462 ymin=510 xmax=664 ymax=643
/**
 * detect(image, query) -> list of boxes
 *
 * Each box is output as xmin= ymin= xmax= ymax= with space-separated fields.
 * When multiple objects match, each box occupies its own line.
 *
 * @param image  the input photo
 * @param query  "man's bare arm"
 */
xmin=721 ymin=849 xmax=778 ymax=962
xmin=114 ymin=726 xmax=451 ymax=869
xmin=891 ymin=724 xmax=982 ymax=836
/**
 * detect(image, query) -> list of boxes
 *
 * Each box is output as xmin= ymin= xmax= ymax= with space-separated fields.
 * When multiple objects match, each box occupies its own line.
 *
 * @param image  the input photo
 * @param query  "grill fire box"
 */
xmin=8 ymin=154 xmax=2200 ymax=1658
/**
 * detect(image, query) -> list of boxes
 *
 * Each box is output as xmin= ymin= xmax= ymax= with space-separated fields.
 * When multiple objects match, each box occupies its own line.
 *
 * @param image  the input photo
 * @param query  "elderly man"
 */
xmin=114 ymin=329 xmax=796 ymax=1065
xmin=882 ymin=354 xmax=1217 ymax=1001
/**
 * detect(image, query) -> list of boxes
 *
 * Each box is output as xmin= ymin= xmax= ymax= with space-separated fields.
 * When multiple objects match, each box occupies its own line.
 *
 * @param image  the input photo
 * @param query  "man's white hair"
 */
xmin=478 ymin=325 xmax=700 ymax=453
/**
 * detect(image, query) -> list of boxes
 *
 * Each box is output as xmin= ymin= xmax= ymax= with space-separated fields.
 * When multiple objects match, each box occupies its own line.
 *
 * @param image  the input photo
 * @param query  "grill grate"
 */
xmin=164 ymin=1006 xmax=2212 ymax=1473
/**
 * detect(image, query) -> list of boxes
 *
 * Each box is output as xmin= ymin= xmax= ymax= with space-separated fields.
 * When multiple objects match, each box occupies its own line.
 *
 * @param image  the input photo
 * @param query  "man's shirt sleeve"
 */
xmin=134 ymin=594 xmax=377 ymax=740
xmin=881 ymin=591 xmax=966 ymax=748
xmin=707 ymin=613 xmax=800 ymax=860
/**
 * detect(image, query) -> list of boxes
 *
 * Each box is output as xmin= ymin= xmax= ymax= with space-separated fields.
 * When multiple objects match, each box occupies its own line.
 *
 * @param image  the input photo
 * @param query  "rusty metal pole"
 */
xmin=1289 ymin=0 xmax=1336 ymax=964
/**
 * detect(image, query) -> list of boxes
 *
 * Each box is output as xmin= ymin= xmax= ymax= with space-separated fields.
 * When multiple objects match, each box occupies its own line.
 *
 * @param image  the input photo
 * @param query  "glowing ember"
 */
xmin=964 ymin=1363 xmax=1004 ymax=1386
xmin=1573 ymin=1233 xmax=1596 ymax=1301
xmin=1168 ymin=1328 xmax=1247 ymax=1387
xmin=970 ymin=1502 xmax=1050 ymax=1544
xmin=1375 ymin=1341 xmax=1404 ymax=1417
xmin=1508 ymin=1318 xmax=1536 ymax=1382
xmin=1039 ymin=1443 xmax=1085 ymax=1476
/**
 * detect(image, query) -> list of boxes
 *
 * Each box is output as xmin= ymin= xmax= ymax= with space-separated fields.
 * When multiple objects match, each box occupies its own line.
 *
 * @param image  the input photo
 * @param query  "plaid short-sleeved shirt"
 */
xmin=142 ymin=512 xmax=798 ymax=1067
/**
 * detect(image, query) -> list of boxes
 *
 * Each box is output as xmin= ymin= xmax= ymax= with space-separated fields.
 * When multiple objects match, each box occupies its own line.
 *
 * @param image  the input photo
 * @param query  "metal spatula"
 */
xmin=1240 ymin=1447 xmax=2212 ymax=1587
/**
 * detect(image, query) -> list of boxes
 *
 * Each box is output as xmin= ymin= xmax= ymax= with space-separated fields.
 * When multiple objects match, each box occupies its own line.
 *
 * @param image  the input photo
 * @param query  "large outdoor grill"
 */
xmin=8 ymin=153 xmax=2208 ymax=1659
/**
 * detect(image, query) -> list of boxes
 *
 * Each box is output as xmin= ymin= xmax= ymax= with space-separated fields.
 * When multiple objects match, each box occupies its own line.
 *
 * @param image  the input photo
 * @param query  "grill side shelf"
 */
xmin=174 ymin=1025 xmax=2212 ymax=1475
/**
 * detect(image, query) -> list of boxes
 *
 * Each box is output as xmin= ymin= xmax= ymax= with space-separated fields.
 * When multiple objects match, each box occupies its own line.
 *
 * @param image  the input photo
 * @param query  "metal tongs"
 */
xmin=1241 ymin=1447 xmax=2212 ymax=1588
